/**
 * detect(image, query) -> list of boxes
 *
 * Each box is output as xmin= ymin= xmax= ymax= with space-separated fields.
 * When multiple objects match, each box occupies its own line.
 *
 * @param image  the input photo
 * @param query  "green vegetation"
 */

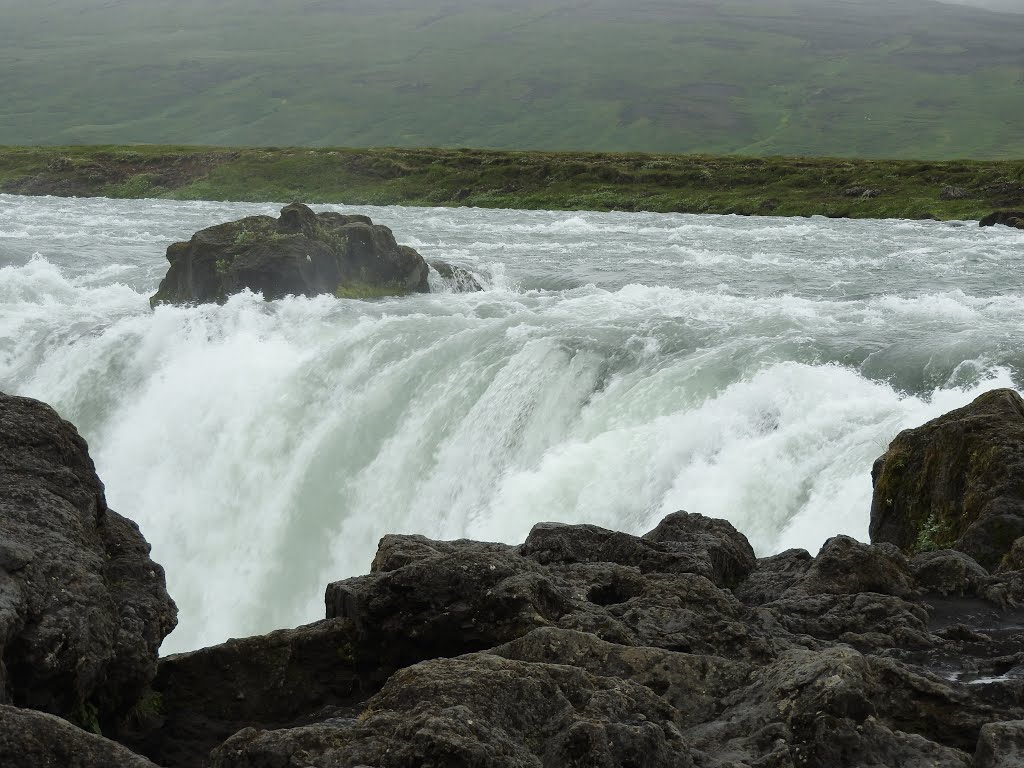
xmin=70 ymin=699 xmax=102 ymax=736
xmin=1 ymin=0 xmax=1023 ymax=158
xmin=121 ymin=689 xmax=164 ymax=730
xmin=1 ymin=144 xmax=1022 ymax=220
xmin=335 ymin=281 xmax=412 ymax=300
xmin=914 ymin=512 xmax=955 ymax=554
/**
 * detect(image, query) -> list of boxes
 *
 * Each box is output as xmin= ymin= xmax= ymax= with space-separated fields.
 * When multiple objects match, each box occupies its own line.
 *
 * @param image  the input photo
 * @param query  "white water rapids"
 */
xmin=1 ymin=194 xmax=1022 ymax=654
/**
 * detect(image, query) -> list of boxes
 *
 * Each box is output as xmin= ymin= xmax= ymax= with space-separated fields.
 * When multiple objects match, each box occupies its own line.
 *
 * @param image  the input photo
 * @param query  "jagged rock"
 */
xmin=999 ymin=537 xmax=1024 ymax=572
xmin=912 ymin=550 xmax=990 ymax=596
xmin=489 ymin=627 xmax=753 ymax=725
xmin=940 ymin=186 xmax=968 ymax=200
xmin=870 ymin=388 xmax=1024 ymax=570
xmin=641 ymin=510 xmax=757 ymax=588
xmin=150 ymin=202 xmax=430 ymax=305
xmin=117 ymin=619 xmax=370 ymax=768
xmin=979 ymin=211 xmax=1024 ymax=229
xmin=327 ymin=516 xmax=776 ymax=666
xmin=0 ymin=392 xmax=176 ymax=730
xmin=211 ymin=653 xmax=697 ymax=768
xmin=734 ymin=548 xmax=812 ymax=605
xmin=429 ymin=259 xmax=484 ymax=291
xmin=0 ymin=704 xmax=159 ymax=768
xmin=787 ymin=535 xmax=916 ymax=598
xmin=207 ymin=639 xmax=981 ymax=768
xmin=976 ymin=721 xmax=1024 ymax=768
xmin=122 ymin=506 xmax=1024 ymax=767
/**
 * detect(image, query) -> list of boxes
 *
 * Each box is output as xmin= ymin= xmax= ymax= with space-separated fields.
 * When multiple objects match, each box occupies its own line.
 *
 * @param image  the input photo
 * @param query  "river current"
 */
xmin=1 ymin=194 xmax=1021 ymax=653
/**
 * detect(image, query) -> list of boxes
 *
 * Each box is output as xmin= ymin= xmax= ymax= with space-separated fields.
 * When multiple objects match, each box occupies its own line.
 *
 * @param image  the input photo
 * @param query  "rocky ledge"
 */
xmin=979 ymin=211 xmax=1024 ymax=229
xmin=3 ymin=389 xmax=1024 ymax=767
xmin=150 ymin=202 xmax=479 ymax=306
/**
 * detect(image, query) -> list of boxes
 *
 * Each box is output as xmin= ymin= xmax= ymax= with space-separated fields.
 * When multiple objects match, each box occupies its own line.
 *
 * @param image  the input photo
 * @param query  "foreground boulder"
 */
xmin=870 ymin=388 xmax=1024 ymax=569
xmin=0 ymin=392 xmax=176 ymax=731
xmin=0 ymin=704 xmax=159 ymax=768
xmin=172 ymin=514 xmax=1023 ymax=768
xmin=150 ymin=202 xmax=430 ymax=305
xmin=117 ymin=619 xmax=372 ymax=768
xmin=979 ymin=211 xmax=1024 ymax=229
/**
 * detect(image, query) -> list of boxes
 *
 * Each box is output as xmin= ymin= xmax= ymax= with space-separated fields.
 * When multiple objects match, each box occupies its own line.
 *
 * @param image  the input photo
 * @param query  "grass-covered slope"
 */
xmin=2 ymin=145 xmax=1022 ymax=220
xmin=1 ymin=0 xmax=1023 ymax=158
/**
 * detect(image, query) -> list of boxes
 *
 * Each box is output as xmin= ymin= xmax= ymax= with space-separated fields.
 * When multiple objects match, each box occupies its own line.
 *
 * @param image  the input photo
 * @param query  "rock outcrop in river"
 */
xmin=150 ymin=203 xmax=431 ymax=305
xmin=4 ymin=388 xmax=1024 ymax=767
xmin=870 ymin=388 xmax=1024 ymax=570
xmin=979 ymin=211 xmax=1024 ymax=229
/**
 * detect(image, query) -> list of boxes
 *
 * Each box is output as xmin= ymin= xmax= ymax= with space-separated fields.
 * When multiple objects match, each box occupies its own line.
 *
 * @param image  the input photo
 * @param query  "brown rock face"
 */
xmin=870 ymin=388 xmax=1024 ymax=570
xmin=979 ymin=211 xmax=1024 ymax=229
xmin=0 ymin=392 xmax=177 ymax=731
xmin=150 ymin=202 xmax=430 ymax=305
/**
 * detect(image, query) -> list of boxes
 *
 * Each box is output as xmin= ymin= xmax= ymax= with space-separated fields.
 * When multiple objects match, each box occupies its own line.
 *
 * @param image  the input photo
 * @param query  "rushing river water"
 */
xmin=1 ymin=194 xmax=1021 ymax=653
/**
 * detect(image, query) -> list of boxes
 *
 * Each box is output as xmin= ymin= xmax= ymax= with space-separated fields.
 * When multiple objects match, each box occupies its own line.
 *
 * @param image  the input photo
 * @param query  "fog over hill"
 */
xmin=1 ymin=0 xmax=1022 ymax=157
xmin=939 ymin=0 xmax=1023 ymax=11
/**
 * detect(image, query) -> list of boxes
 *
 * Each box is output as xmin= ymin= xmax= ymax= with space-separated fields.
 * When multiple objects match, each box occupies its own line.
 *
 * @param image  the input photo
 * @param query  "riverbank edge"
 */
xmin=2 ymin=145 xmax=1023 ymax=220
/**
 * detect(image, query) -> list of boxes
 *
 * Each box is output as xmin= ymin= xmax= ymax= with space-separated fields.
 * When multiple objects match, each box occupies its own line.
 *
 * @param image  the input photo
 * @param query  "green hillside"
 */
xmin=2 ymin=145 xmax=1022 ymax=220
xmin=1 ymin=0 xmax=1023 ymax=158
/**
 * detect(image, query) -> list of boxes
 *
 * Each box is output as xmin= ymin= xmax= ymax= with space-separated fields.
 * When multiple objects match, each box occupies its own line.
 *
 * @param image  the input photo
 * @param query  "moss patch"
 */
xmin=335 ymin=281 xmax=409 ymax=300
xmin=1 ymin=145 xmax=1022 ymax=220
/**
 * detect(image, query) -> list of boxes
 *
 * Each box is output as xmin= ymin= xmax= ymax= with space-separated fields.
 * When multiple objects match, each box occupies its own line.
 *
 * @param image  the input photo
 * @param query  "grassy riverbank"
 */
xmin=1 ymin=145 xmax=1022 ymax=220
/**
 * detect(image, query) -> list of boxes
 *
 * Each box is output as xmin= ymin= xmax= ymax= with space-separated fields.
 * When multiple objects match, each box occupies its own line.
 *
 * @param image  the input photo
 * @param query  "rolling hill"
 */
xmin=1 ymin=0 xmax=1023 ymax=158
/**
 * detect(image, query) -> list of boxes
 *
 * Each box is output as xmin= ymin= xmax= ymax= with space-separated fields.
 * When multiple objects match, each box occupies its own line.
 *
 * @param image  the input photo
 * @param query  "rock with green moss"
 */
xmin=870 ymin=388 xmax=1024 ymax=570
xmin=150 ymin=202 xmax=430 ymax=305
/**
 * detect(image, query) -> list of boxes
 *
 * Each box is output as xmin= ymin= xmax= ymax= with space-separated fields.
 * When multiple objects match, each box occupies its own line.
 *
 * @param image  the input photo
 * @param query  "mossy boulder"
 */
xmin=150 ymin=203 xmax=429 ymax=305
xmin=870 ymin=388 xmax=1024 ymax=570
xmin=979 ymin=210 xmax=1024 ymax=229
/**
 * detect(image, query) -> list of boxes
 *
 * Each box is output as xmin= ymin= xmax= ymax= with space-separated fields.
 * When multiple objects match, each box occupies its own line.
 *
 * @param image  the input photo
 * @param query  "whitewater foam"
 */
xmin=1 ymin=194 xmax=1022 ymax=652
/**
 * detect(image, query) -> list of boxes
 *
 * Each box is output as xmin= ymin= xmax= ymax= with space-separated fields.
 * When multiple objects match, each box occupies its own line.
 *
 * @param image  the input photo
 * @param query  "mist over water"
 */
xmin=2 ymin=194 xmax=1022 ymax=653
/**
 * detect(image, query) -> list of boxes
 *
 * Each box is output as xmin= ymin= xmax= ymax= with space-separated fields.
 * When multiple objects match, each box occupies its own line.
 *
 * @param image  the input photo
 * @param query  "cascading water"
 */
xmin=1 ymin=194 xmax=1021 ymax=653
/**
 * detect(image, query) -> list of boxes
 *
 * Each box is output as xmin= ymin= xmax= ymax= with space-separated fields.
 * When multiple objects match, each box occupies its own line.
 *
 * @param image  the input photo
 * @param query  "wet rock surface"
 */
xmin=979 ymin=211 xmax=1024 ymax=229
xmin=150 ymin=202 xmax=430 ymax=305
xmin=0 ymin=392 xmax=176 ymax=732
xmin=190 ymin=517 xmax=1023 ymax=768
xmin=870 ymin=388 xmax=1024 ymax=570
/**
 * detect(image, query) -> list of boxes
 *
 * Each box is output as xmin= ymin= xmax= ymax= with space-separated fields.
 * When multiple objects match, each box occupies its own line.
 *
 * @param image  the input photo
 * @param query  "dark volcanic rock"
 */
xmin=150 ymin=202 xmax=430 ymax=305
xmin=429 ymin=259 xmax=484 ymax=291
xmin=0 ymin=392 xmax=176 ymax=730
xmin=327 ymin=517 xmax=776 ymax=666
xmin=976 ymin=721 xmax=1024 ymax=768
xmin=7 ymin=391 xmax=1017 ymax=767
xmin=788 ymin=535 xmax=915 ymax=598
xmin=211 ymin=653 xmax=697 ymax=768
xmin=116 ymin=504 xmax=1024 ymax=767
xmin=912 ymin=549 xmax=990 ymax=596
xmin=979 ymin=210 xmax=1024 ymax=229
xmin=119 ymin=619 xmax=372 ymax=768
xmin=0 ymin=704 xmax=159 ymax=768
xmin=870 ymin=388 xmax=1024 ymax=570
